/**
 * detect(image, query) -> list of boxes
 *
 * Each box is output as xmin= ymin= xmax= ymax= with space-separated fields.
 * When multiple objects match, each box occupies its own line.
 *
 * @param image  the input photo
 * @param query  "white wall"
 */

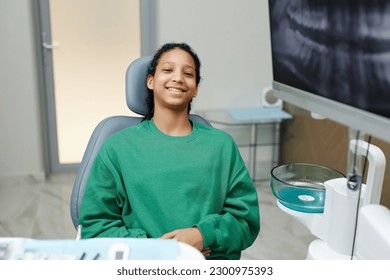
xmin=0 ymin=0 xmax=272 ymax=179
xmin=0 ymin=0 xmax=45 ymax=179
xmin=155 ymin=0 xmax=272 ymax=112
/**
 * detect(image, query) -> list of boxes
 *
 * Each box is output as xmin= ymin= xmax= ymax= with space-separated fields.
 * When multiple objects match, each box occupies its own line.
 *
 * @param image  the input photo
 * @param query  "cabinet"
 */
xmin=197 ymin=108 xmax=292 ymax=182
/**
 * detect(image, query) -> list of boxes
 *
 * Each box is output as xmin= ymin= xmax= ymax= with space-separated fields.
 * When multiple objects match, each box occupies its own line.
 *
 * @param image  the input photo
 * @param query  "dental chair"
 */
xmin=70 ymin=56 xmax=211 ymax=229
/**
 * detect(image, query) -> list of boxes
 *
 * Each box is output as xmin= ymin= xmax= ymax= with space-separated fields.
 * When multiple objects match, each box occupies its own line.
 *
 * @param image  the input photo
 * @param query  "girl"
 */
xmin=79 ymin=43 xmax=260 ymax=260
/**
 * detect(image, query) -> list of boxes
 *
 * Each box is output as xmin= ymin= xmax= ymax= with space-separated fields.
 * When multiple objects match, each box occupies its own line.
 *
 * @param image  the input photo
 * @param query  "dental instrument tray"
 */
xmin=270 ymin=163 xmax=345 ymax=213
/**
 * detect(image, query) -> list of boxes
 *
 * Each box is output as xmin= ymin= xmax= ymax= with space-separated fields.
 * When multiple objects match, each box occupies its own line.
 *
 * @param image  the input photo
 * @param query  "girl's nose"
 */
xmin=171 ymin=71 xmax=183 ymax=83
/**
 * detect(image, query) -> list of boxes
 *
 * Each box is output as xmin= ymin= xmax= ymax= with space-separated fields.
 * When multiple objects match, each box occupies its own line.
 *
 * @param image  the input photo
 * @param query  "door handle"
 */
xmin=42 ymin=42 xmax=60 ymax=49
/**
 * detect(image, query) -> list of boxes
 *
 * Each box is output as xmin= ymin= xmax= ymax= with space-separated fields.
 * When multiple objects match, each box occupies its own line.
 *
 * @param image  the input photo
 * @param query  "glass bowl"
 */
xmin=270 ymin=163 xmax=345 ymax=213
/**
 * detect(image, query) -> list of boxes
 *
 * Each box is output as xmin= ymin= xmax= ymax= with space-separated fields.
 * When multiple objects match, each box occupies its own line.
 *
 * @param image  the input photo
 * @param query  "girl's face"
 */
xmin=147 ymin=48 xmax=198 ymax=112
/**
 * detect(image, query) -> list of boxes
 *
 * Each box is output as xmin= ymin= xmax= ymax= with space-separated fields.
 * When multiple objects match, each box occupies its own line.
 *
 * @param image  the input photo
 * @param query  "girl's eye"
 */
xmin=184 ymin=72 xmax=194 ymax=77
xmin=162 ymin=68 xmax=172 ymax=72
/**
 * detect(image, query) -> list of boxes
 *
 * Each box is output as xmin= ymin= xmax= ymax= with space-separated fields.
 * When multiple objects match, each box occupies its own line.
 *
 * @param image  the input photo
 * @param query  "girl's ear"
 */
xmin=146 ymin=74 xmax=154 ymax=90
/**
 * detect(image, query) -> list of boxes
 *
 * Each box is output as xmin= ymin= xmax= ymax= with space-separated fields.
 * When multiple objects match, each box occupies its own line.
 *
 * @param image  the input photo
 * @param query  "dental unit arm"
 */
xmin=349 ymin=139 xmax=386 ymax=206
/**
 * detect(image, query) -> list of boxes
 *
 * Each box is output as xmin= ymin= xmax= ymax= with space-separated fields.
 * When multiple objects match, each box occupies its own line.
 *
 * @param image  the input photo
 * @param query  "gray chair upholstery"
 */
xmin=70 ymin=56 xmax=211 ymax=228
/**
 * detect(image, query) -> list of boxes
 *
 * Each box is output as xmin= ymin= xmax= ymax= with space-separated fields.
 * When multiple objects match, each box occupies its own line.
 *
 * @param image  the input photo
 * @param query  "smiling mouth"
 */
xmin=167 ymin=87 xmax=186 ymax=93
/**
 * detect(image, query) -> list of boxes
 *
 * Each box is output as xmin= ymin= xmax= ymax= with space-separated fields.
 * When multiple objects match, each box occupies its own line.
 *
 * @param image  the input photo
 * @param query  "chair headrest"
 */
xmin=125 ymin=56 xmax=153 ymax=115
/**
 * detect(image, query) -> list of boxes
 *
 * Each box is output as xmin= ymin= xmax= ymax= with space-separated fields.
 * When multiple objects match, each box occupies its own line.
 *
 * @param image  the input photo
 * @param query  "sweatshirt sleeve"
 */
xmin=78 ymin=150 xmax=148 ymax=239
xmin=195 ymin=146 xmax=260 ymax=255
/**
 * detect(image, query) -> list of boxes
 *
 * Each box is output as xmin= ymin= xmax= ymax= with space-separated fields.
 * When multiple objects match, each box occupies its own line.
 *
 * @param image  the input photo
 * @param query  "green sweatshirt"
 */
xmin=79 ymin=119 xmax=260 ymax=259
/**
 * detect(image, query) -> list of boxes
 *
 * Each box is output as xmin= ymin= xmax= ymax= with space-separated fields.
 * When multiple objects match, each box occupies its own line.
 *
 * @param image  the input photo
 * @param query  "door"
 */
xmin=36 ymin=0 xmax=156 ymax=173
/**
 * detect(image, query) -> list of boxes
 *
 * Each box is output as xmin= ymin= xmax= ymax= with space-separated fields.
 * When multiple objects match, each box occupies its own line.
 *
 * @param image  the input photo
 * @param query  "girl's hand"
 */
xmin=201 ymin=247 xmax=211 ymax=257
xmin=161 ymin=227 xmax=204 ymax=252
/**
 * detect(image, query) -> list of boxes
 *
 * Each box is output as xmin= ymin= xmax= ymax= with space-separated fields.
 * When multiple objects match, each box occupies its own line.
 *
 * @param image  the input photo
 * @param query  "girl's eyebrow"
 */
xmin=160 ymin=62 xmax=173 ymax=66
xmin=160 ymin=61 xmax=195 ymax=70
xmin=183 ymin=64 xmax=195 ymax=70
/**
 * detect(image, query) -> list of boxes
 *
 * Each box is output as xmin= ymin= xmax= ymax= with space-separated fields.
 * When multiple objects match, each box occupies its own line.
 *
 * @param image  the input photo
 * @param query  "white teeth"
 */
xmin=167 ymin=87 xmax=184 ymax=92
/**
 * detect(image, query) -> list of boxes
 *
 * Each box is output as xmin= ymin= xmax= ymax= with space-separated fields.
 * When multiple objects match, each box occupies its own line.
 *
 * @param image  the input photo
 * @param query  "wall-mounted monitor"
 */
xmin=269 ymin=0 xmax=390 ymax=143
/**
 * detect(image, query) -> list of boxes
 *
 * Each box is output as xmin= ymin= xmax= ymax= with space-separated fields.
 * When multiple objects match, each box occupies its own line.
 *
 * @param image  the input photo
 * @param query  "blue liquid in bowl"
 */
xmin=278 ymin=187 xmax=325 ymax=213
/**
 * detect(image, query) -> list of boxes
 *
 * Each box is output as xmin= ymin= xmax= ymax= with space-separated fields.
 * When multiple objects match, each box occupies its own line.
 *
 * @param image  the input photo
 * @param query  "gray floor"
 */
xmin=0 ymin=173 xmax=315 ymax=259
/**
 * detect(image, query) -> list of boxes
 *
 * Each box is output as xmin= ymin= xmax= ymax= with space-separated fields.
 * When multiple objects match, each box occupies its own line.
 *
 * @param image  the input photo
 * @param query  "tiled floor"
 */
xmin=0 ymin=174 xmax=76 ymax=240
xmin=0 ymin=173 xmax=315 ymax=259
